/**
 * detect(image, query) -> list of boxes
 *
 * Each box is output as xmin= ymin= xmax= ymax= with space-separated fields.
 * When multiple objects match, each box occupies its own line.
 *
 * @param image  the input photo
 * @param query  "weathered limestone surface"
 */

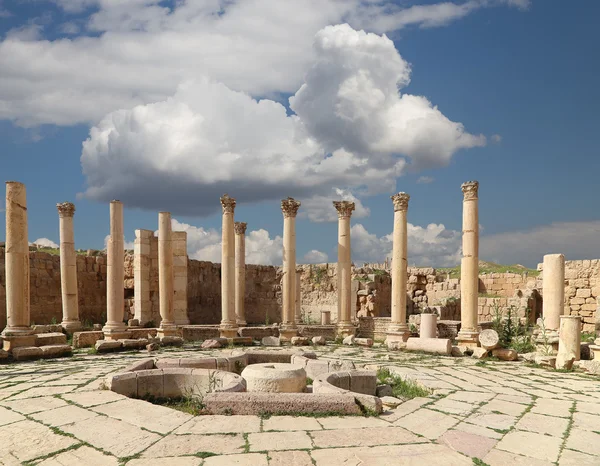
xmin=57 ymin=202 xmax=80 ymax=331
xmin=219 ymin=195 xmax=237 ymax=337
xmin=172 ymin=230 xmax=189 ymax=326
xmin=280 ymin=198 xmax=301 ymax=340
xmin=234 ymin=222 xmax=247 ymax=326
xmin=158 ymin=212 xmax=176 ymax=337
xmin=406 ymin=337 xmax=452 ymax=355
xmin=388 ymin=193 xmax=409 ymax=338
xmin=543 ymin=254 xmax=565 ymax=330
xmin=556 ymin=315 xmax=581 ymax=369
xmin=419 ymin=313 xmax=437 ymax=339
xmin=334 ymin=200 xmax=355 ymax=337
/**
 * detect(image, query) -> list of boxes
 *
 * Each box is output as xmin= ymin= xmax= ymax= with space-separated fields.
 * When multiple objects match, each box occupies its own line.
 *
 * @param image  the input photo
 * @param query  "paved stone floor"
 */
xmin=1 ymin=344 xmax=599 ymax=465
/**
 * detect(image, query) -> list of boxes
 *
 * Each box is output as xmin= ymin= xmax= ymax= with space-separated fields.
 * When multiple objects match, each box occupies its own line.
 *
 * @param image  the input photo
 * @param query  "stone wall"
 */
xmin=560 ymin=260 xmax=600 ymax=332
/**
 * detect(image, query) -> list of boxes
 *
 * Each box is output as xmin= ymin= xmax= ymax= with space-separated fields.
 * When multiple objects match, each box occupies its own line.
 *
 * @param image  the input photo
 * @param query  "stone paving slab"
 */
xmin=559 ymin=448 xmax=600 ymax=465
xmin=495 ymin=430 xmax=561 ymax=462
xmin=0 ymin=395 xmax=69 ymax=414
xmin=530 ymin=398 xmax=574 ymax=417
xmin=483 ymin=448 xmax=555 ymax=466
xmin=204 ymin=453 xmax=269 ymax=465
xmin=317 ymin=415 xmax=391 ymax=430
xmin=0 ymin=405 xmax=26 ymax=426
xmin=142 ymin=433 xmax=245 ymax=457
xmin=268 ymin=450 xmax=314 ymax=466
xmin=564 ymin=428 xmax=600 ymax=456
xmin=61 ymin=389 xmax=126 ymax=407
xmin=396 ymin=408 xmax=460 ymax=439
xmin=175 ymin=415 xmax=261 ymax=434
xmin=128 ymin=458 xmax=202 ymax=466
xmin=248 ymin=431 xmax=313 ymax=451
xmin=311 ymin=426 xmax=421 ymax=448
xmin=262 ymin=415 xmax=323 ymax=431
xmin=35 ymin=445 xmax=119 ymax=466
xmin=30 ymin=404 xmax=100 ymax=427
xmin=438 ymin=429 xmax=498 ymax=458
xmin=516 ymin=412 xmax=570 ymax=437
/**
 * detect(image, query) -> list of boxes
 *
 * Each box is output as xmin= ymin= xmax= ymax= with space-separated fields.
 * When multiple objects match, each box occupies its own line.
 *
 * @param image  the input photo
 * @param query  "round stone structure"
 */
xmin=241 ymin=363 xmax=307 ymax=393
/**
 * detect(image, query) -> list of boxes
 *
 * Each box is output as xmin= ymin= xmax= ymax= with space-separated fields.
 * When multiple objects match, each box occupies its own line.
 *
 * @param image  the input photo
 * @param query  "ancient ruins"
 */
xmin=1 ymin=179 xmax=600 ymax=465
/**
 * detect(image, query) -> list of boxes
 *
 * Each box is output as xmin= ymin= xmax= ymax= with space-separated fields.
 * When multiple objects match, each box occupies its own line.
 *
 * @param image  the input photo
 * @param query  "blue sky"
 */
xmin=0 ymin=0 xmax=599 ymax=268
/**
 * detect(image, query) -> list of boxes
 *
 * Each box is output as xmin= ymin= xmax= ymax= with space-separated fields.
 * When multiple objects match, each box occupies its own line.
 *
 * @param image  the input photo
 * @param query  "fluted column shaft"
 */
xmin=2 ymin=182 xmax=31 ymax=337
xmin=103 ymin=200 xmax=127 ymax=337
xmin=281 ymin=198 xmax=301 ymax=338
xmin=234 ymin=222 xmax=247 ymax=326
xmin=57 ymin=202 xmax=80 ymax=331
xmin=158 ymin=212 xmax=176 ymax=334
xmin=220 ymin=194 xmax=237 ymax=336
xmin=389 ymin=193 xmax=409 ymax=334
xmin=334 ymin=201 xmax=355 ymax=336
xmin=458 ymin=181 xmax=480 ymax=346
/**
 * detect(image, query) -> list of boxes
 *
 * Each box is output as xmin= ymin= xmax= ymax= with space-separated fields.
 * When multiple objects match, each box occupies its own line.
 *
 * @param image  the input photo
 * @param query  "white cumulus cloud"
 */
xmin=31 ymin=237 xmax=59 ymax=248
xmin=303 ymin=250 xmax=329 ymax=264
xmin=300 ymin=188 xmax=371 ymax=223
xmin=80 ymin=24 xmax=484 ymax=216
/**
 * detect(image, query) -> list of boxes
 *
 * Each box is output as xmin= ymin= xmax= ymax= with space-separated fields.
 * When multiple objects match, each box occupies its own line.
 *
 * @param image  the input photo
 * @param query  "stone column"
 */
xmin=158 ymin=212 xmax=177 ymax=337
xmin=103 ymin=200 xmax=128 ymax=340
xmin=280 ymin=198 xmax=301 ymax=341
xmin=2 ymin=182 xmax=34 ymax=350
xmin=133 ymin=229 xmax=153 ymax=325
xmin=334 ymin=200 xmax=355 ymax=337
xmin=542 ymin=254 xmax=565 ymax=331
xmin=234 ymin=222 xmax=247 ymax=326
xmin=57 ymin=202 xmax=80 ymax=332
xmin=556 ymin=315 xmax=581 ymax=369
xmin=220 ymin=194 xmax=237 ymax=338
xmin=295 ymin=270 xmax=302 ymax=324
xmin=457 ymin=181 xmax=480 ymax=348
xmin=172 ymin=231 xmax=189 ymax=326
xmin=387 ymin=192 xmax=409 ymax=341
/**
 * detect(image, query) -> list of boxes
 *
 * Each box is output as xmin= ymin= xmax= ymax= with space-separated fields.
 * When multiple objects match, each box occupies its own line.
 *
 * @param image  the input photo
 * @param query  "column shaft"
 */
xmin=295 ymin=270 xmax=302 ymax=324
xmin=234 ymin=222 xmax=247 ymax=326
xmin=3 ymin=182 xmax=31 ymax=337
xmin=334 ymin=201 xmax=355 ymax=336
xmin=57 ymin=202 xmax=80 ymax=331
xmin=172 ymin=231 xmax=189 ymax=326
xmin=220 ymin=194 xmax=237 ymax=337
xmin=158 ymin=212 xmax=176 ymax=334
xmin=134 ymin=229 xmax=152 ymax=325
xmin=542 ymin=254 xmax=565 ymax=331
xmin=458 ymin=181 xmax=479 ymax=346
xmin=280 ymin=198 xmax=301 ymax=340
xmin=389 ymin=193 xmax=409 ymax=336
xmin=103 ymin=200 xmax=127 ymax=337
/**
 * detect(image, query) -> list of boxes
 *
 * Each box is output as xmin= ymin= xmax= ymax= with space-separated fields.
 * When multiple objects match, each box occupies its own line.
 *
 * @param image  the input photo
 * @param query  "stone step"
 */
xmin=40 ymin=344 xmax=72 ymax=358
xmin=13 ymin=346 xmax=44 ymax=361
xmin=35 ymin=332 xmax=67 ymax=346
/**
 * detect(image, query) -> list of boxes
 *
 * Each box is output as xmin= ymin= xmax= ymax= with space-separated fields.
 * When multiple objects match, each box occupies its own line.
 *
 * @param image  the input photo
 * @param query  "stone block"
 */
xmin=120 ymin=338 xmax=149 ymax=350
xmin=95 ymin=340 xmax=123 ymax=353
xmin=181 ymin=326 xmax=220 ymax=342
xmin=2 ymin=335 xmax=37 ymax=351
xmin=343 ymin=335 xmax=355 ymax=345
xmin=147 ymin=343 xmax=159 ymax=352
xmin=376 ymin=384 xmax=393 ymax=397
xmin=312 ymin=336 xmax=327 ymax=345
xmin=137 ymin=369 xmax=164 ymax=397
xmin=73 ymin=331 xmax=104 ymax=348
xmin=160 ymin=336 xmax=183 ymax=346
xmin=349 ymin=371 xmax=377 ymax=395
xmin=355 ymin=338 xmax=373 ymax=347
xmin=291 ymin=337 xmax=310 ymax=346
xmin=262 ymin=336 xmax=281 ymax=346
xmin=0 ymin=349 xmax=8 ymax=359
xmin=492 ymin=348 xmax=518 ymax=361
xmin=576 ymin=288 xmax=592 ymax=298
xmin=40 ymin=344 xmax=72 ymax=358
xmin=162 ymin=368 xmax=196 ymax=397
xmin=12 ymin=346 xmax=44 ymax=361
xmin=471 ymin=348 xmax=488 ymax=359
xmin=201 ymin=339 xmax=223 ymax=349
xmin=406 ymin=337 xmax=451 ymax=355
xmin=238 ymin=326 xmax=278 ymax=339
xmin=108 ymin=372 xmax=138 ymax=397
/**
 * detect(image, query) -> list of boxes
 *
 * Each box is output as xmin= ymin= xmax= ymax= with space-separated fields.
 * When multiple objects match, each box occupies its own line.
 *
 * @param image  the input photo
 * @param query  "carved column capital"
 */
xmin=333 ymin=200 xmax=355 ymax=218
xmin=234 ymin=222 xmax=247 ymax=235
xmin=461 ymin=181 xmax=479 ymax=201
xmin=391 ymin=192 xmax=410 ymax=212
xmin=281 ymin=197 xmax=301 ymax=218
xmin=57 ymin=202 xmax=76 ymax=218
xmin=220 ymin=194 xmax=236 ymax=214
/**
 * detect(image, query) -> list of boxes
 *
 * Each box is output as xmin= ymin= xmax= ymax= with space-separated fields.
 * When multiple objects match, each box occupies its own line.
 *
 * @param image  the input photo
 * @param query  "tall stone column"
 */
xmin=334 ymin=200 xmax=355 ymax=337
xmin=158 ymin=212 xmax=177 ymax=337
xmin=295 ymin=270 xmax=302 ymax=324
xmin=220 ymin=194 xmax=237 ymax=338
xmin=457 ymin=181 xmax=480 ymax=347
xmin=234 ymin=222 xmax=247 ymax=326
xmin=2 ymin=182 xmax=34 ymax=350
xmin=134 ymin=229 xmax=153 ymax=325
xmin=387 ymin=193 xmax=410 ymax=341
xmin=172 ymin=231 xmax=189 ymax=326
xmin=57 ymin=202 xmax=80 ymax=332
xmin=103 ymin=200 xmax=128 ymax=340
xmin=280 ymin=198 xmax=301 ymax=341
xmin=542 ymin=254 xmax=565 ymax=331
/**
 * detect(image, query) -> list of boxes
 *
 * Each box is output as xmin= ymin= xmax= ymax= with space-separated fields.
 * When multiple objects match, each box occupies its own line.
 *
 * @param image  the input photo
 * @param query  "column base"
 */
xmin=2 ymin=334 xmax=37 ymax=351
xmin=157 ymin=326 xmax=179 ymax=338
xmin=236 ymin=320 xmax=247 ymax=327
xmin=279 ymin=326 xmax=298 ymax=343
xmin=102 ymin=323 xmax=129 ymax=341
xmin=219 ymin=322 xmax=238 ymax=339
xmin=336 ymin=322 xmax=356 ymax=338
xmin=61 ymin=320 xmax=82 ymax=333
xmin=385 ymin=330 xmax=409 ymax=344
xmin=456 ymin=329 xmax=479 ymax=349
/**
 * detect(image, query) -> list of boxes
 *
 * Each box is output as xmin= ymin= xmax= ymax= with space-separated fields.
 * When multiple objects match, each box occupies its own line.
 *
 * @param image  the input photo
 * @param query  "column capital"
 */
xmin=234 ymin=222 xmax=247 ymax=235
xmin=333 ymin=200 xmax=355 ymax=218
xmin=281 ymin=197 xmax=301 ymax=218
xmin=57 ymin=202 xmax=76 ymax=218
xmin=461 ymin=181 xmax=479 ymax=201
xmin=391 ymin=192 xmax=410 ymax=212
xmin=220 ymin=194 xmax=236 ymax=214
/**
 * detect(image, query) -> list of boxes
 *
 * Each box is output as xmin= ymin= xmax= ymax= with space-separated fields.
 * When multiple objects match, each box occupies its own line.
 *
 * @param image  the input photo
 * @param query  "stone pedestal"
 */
xmin=420 ymin=313 xmax=438 ymax=339
xmin=2 ymin=182 xmax=33 ymax=347
xmin=334 ymin=200 xmax=356 ymax=337
xmin=103 ymin=201 xmax=128 ymax=340
xmin=280 ymin=198 xmax=301 ymax=341
xmin=321 ymin=310 xmax=331 ymax=325
xmin=456 ymin=181 xmax=480 ymax=348
xmin=557 ymin=315 xmax=581 ymax=364
xmin=219 ymin=194 xmax=238 ymax=338
xmin=57 ymin=202 xmax=81 ymax=332
xmin=542 ymin=254 xmax=565 ymax=331
xmin=387 ymin=193 xmax=409 ymax=341
xmin=158 ymin=212 xmax=177 ymax=338
xmin=172 ymin=231 xmax=189 ymax=325
xmin=234 ymin=222 xmax=247 ymax=326
xmin=134 ymin=229 xmax=153 ymax=325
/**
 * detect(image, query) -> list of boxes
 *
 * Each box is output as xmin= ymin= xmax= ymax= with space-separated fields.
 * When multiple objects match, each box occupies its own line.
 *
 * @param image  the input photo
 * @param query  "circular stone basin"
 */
xmin=241 ymin=363 xmax=306 ymax=393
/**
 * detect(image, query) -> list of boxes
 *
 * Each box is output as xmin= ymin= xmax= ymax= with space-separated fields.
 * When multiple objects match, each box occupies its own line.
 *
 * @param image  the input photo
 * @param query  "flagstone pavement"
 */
xmin=1 ymin=344 xmax=599 ymax=465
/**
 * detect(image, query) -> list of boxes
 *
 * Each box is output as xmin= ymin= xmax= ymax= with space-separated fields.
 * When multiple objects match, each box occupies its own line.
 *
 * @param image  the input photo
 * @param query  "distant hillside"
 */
xmin=436 ymin=261 xmax=539 ymax=279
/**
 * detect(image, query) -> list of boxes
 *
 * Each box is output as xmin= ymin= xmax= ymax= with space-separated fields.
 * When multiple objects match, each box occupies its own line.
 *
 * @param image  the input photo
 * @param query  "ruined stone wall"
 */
xmin=560 ymin=260 xmax=600 ymax=333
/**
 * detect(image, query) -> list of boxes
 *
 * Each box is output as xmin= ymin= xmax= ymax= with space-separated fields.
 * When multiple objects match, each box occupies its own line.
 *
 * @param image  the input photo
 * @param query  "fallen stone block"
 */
xmin=556 ymin=352 xmax=576 ymax=370
xmin=238 ymin=326 xmax=278 ymax=340
xmin=13 ymin=346 xmax=44 ymax=361
xmin=40 ymin=344 xmax=72 ymax=358
xmin=229 ymin=337 xmax=253 ymax=346
xmin=343 ymin=335 xmax=355 ymax=346
xmin=355 ymin=338 xmax=373 ymax=347
xmin=492 ymin=348 xmax=518 ymax=361
xmin=376 ymin=384 xmax=393 ymax=397
xmin=471 ymin=348 xmax=489 ymax=359
xmin=73 ymin=331 xmax=104 ymax=349
xmin=121 ymin=339 xmax=149 ymax=350
xmin=201 ymin=339 xmax=223 ymax=349
xmin=291 ymin=337 xmax=310 ymax=346
xmin=380 ymin=396 xmax=402 ymax=408
xmin=35 ymin=332 xmax=67 ymax=346
xmin=261 ymin=336 xmax=281 ymax=347
xmin=160 ymin=336 xmax=184 ymax=346
xmin=534 ymin=355 xmax=556 ymax=368
xmin=479 ymin=329 xmax=500 ymax=350
xmin=147 ymin=343 xmax=160 ymax=352
xmin=451 ymin=346 xmax=466 ymax=357
xmin=181 ymin=326 xmax=220 ymax=342
xmin=95 ymin=340 xmax=123 ymax=353
xmin=406 ymin=337 xmax=452 ymax=355
xmin=386 ymin=340 xmax=405 ymax=351
xmin=312 ymin=336 xmax=327 ymax=345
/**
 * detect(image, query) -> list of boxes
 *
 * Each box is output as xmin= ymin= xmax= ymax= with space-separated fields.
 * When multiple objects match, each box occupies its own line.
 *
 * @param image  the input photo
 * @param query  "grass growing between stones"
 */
xmin=138 ymin=393 xmax=206 ymax=415
xmin=376 ymin=367 xmax=431 ymax=400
